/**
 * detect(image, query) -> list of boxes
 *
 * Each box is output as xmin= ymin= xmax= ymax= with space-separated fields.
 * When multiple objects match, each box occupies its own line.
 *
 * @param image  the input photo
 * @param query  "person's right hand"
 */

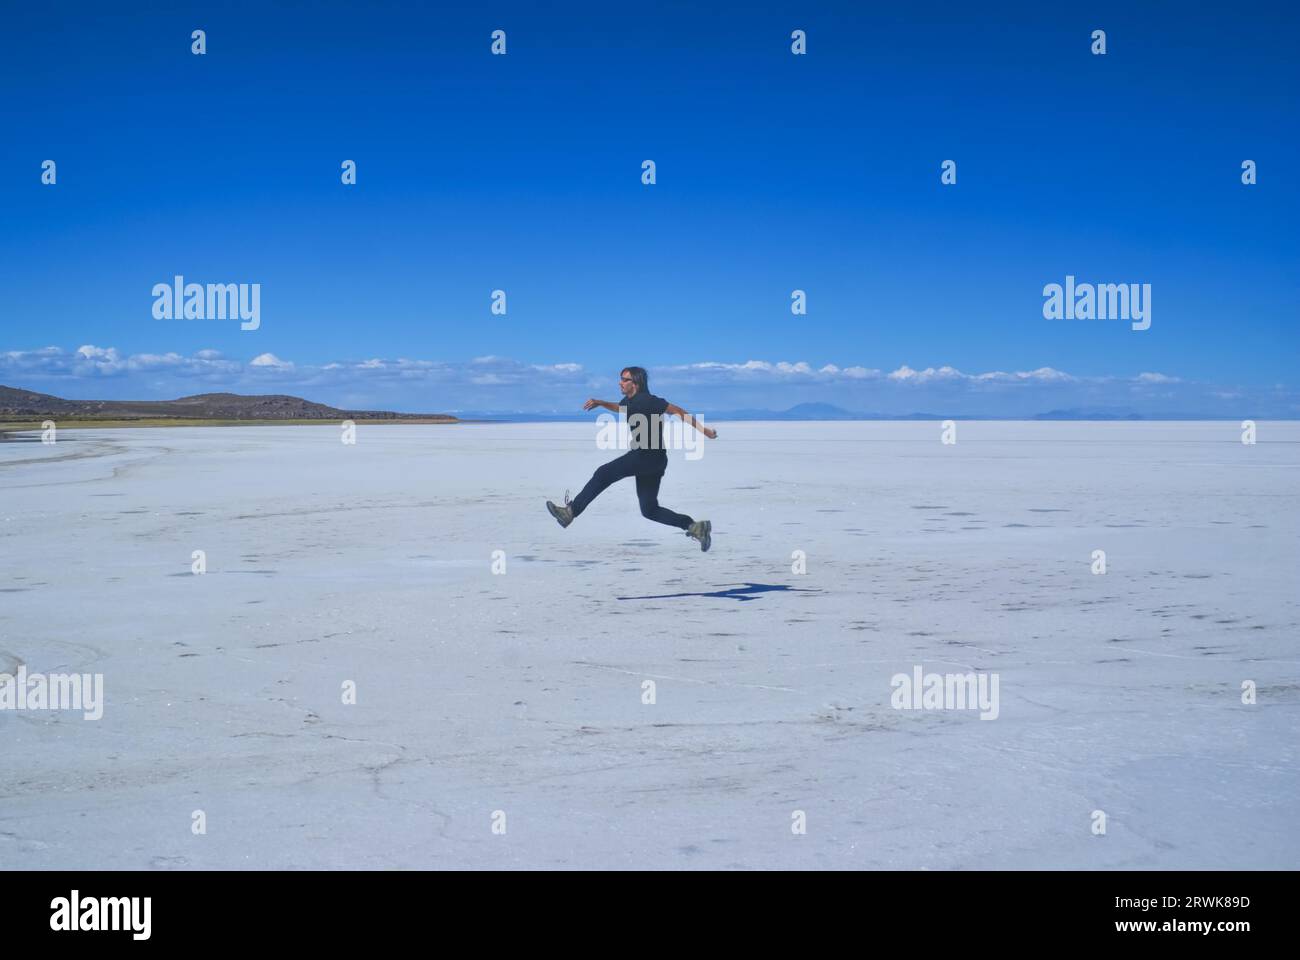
xmin=583 ymin=398 xmax=600 ymax=411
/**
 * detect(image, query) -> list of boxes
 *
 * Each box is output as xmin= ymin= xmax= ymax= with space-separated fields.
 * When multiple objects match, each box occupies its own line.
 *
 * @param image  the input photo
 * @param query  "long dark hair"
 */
xmin=622 ymin=366 xmax=649 ymax=394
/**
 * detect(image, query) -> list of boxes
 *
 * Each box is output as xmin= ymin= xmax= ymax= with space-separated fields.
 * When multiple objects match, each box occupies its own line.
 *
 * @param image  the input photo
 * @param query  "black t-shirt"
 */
xmin=620 ymin=391 xmax=669 ymax=463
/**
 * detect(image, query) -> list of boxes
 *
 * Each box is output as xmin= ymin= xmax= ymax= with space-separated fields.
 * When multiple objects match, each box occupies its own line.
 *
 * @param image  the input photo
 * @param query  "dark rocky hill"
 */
xmin=0 ymin=385 xmax=455 ymax=422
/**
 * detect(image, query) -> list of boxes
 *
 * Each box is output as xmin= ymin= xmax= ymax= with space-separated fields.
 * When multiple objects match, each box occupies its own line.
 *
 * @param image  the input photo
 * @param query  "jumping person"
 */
xmin=546 ymin=366 xmax=718 ymax=551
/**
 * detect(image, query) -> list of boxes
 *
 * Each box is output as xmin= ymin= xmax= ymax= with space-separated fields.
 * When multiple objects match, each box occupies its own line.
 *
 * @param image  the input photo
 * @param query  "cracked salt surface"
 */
xmin=0 ymin=421 xmax=1297 ymax=869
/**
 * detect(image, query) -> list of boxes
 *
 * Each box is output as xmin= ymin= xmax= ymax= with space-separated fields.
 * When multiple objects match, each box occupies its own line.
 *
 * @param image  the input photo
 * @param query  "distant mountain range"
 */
xmin=0 ymin=385 xmax=455 ymax=423
xmin=723 ymin=402 xmax=1154 ymax=420
xmin=4 ymin=385 xmax=1235 ymax=424
xmin=463 ymin=402 xmax=1170 ymax=421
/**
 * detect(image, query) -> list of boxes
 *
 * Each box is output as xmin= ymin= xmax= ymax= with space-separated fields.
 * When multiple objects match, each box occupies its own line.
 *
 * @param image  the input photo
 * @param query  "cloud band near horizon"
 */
xmin=1 ymin=345 xmax=1292 ymax=417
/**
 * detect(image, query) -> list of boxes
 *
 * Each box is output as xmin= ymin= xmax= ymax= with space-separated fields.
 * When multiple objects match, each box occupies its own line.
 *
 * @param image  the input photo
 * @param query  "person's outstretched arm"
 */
xmin=664 ymin=402 xmax=718 ymax=439
xmin=583 ymin=398 xmax=621 ymax=413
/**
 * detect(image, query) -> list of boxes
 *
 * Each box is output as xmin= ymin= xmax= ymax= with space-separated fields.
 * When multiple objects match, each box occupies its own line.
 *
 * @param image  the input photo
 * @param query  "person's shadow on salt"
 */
xmin=616 ymin=583 xmax=816 ymax=603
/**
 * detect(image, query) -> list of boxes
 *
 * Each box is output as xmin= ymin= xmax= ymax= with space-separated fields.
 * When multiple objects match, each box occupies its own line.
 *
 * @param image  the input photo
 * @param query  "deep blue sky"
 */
xmin=2 ymin=1 xmax=1296 ymax=415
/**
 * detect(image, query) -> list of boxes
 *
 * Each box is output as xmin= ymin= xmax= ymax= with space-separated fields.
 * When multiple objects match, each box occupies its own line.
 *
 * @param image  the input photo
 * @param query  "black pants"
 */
xmin=569 ymin=452 xmax=693 ymax=530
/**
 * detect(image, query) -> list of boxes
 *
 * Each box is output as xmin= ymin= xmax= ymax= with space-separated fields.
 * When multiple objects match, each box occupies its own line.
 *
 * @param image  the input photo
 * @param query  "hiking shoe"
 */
xmin=686 ymin=519 xmax=711 ymax=552
xmin=547 ymin=491 xmax=574 ymax=528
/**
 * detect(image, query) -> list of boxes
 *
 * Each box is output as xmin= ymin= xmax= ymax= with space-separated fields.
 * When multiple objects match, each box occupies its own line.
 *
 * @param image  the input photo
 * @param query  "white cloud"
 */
xmin=76 ymin=344 xmax=120 ymax=361
xmin=882 ymin=364 xmax=1081 ymax=385
xmin=2 ymin=345 xmax=242 ymax=379
xmin=249 ymin=352 xmax=293 ymax=370
xmin=888 ymin=364 xmax=965 ymax=382
xmin=776 ymin=361 xmax=813 ymax=375
xmin=1136 ymin=372 xmax=1180 ymax=384
xmin=0 ymin=347 xmax=1169 ymax=390
xmin=0 ymin=346 xmax=1204 ymax=410
xmin=660 ymin=360 xmax=882 ymax=382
